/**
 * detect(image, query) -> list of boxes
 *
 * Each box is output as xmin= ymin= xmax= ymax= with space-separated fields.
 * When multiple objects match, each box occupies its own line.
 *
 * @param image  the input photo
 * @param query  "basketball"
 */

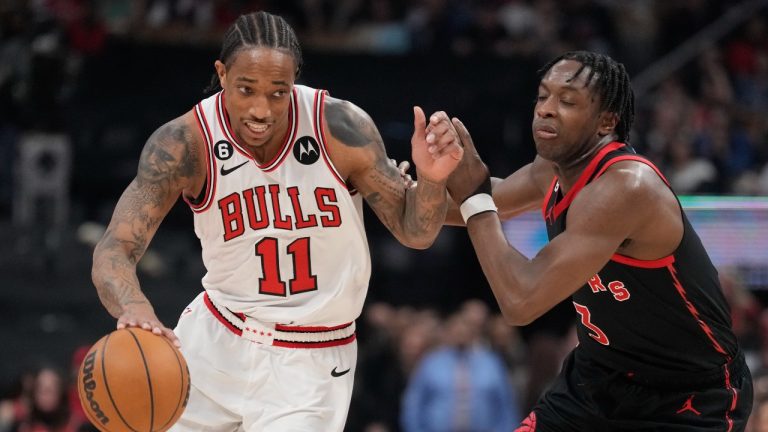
xmin=77 ymin=328 xmax=191 ymax=432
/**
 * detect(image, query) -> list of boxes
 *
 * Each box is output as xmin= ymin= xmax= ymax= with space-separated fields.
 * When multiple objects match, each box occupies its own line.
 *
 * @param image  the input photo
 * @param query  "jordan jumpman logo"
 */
xmin=676 ymin=395 xmax=702 ymax=415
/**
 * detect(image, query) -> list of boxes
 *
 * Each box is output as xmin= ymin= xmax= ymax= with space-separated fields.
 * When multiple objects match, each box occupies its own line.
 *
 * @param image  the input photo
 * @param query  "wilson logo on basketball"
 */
xmin=81 ymin=351 xmax=110 ymax=426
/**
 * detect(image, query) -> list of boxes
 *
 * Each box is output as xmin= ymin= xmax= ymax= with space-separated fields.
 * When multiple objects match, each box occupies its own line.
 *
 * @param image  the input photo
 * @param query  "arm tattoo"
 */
xmin=326 ymin=98 xmax=447 ymax=247
xmin=93 ymin=120 xmax=201 ymax=317
xmin=325 ymin=99 xmax=378 ymax=148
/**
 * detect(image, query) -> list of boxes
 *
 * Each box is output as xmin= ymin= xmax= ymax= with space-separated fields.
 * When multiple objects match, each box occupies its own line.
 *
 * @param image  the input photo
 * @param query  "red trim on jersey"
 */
xmin=203 ymin=293 xmax=356 ymax=348
xmin=275 ymin=322 xmax=353 ymax=332
xmin=215 ymin=90 xmax=298 ymax=170
xmin=314 ymin=90 xmax=348 ymax=189
xmin=186 ymin=103 xmax=217 ymax=213
xmin=724 ymin=366 xmax=736 ymax=432
xmin=514 ymin=412 xmax=537 ymax=431
xmin=541 ymin=177 xmax=558 ymax=219
xmin=549 ymin=142 xmax=625 ymax=221
xmin=273 ymin=334 xmax=356 ymax=349
xmin=666 ymin=263 xmax=729 ymax=357
xmin=610 ymin=253 xmax=675 ymax=268
xmin=203 ymin=293 xmax=243 ymax=336
xmin=263 ymin=88 xmax=299 ymax=172
xmin=215 ymin=92 xmax=251 ymax=158
xmin=593 ymin=155 xmax=671 ymax=187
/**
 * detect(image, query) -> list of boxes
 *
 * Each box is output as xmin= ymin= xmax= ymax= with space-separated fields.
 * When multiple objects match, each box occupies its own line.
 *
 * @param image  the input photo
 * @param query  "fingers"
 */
xmin=431 ymin=142 xmax=464 ymax=161
xmin=412 ymin=106 xmax=426 ymax=143
xmin=426 ymin=111 xmax=460 ymax=159
xmin=397 ymin=160 xmax=411 ymax=175
xmin=451 ymin=117 xmax=475 ymax=152
xmin=163 ymin=328 xmax=182 ymax=348
xmin=117 ymin=316 xmax=181 ymax=347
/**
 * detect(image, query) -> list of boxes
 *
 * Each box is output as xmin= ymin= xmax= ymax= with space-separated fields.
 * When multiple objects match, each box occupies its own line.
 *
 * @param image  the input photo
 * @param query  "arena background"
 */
xmin=2 ymin=1 xmax=768 ymax=431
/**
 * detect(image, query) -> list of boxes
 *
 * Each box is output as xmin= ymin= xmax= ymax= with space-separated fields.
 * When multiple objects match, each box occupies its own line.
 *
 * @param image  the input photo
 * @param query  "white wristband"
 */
xmin=459 ymin=193 xmax=497 ymax=223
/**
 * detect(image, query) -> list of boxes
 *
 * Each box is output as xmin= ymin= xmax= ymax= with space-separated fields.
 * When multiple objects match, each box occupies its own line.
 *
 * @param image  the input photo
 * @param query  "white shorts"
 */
xmin=168 ymin=292 xmax=357 ymax=432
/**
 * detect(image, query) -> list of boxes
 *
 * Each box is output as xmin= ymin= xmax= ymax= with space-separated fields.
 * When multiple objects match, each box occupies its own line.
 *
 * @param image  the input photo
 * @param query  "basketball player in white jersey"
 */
xmin=90 ymin=11 xmax=463 ymax=432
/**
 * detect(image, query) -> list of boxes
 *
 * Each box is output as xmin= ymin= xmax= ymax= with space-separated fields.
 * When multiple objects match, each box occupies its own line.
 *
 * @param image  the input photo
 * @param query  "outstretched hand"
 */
xmin=411 ymin=107 xmax=463 ymax=183
xmin=447 ymin=117 xmax=490 ymax=203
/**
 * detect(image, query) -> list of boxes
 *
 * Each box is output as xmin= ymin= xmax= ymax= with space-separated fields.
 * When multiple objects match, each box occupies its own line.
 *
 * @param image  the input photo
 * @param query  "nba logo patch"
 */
xmin=293 ymin=136 xmax=320 ymax=165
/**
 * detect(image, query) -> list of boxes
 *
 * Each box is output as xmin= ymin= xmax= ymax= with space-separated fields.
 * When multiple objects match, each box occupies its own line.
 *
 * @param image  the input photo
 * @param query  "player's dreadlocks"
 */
xmin=205 ymin=11 xmax=303 ymax=93
xmin=538 ymin=51 xmax=635 ymax=143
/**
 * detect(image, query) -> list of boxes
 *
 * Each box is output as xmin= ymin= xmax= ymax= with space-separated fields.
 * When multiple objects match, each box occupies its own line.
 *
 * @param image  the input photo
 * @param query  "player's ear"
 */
xmin=597 ymin=112 xmax=618 ymax=137
xmin=214 ymin=60 xmax=227 ymax=88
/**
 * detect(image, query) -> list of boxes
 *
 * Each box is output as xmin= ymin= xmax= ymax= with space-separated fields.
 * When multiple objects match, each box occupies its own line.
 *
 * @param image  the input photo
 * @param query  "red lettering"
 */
xmin=269 ymin=184 xmax=292 ymax=230
xmin=288 ymin=187 xmax=318 ymax=229
xmin=243 ymin=186 xmax=269 ymax=230
xmin=573 ymin=302 xmax=610 ymax=345
xmin=587 ymin=275 xmax=606 ymax=293
xmin=287 ymin=237 xmax=317 ymax=293
xmin=608 ymin=281 xmax=630 ymax=302
xmin=315 ymin=188 xmax=341 ymax=227
xmin=255 ymin=237 xmax=287 ymax=296
xmin=218 ymin=192 xmax=244 ymax=241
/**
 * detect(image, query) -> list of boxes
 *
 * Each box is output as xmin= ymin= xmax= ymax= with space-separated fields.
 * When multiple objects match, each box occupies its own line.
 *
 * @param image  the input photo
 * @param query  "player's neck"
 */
xmin=553 ymin=135 xmax=615 ymax=192
xmin=239 ymin=124 xmax=290 ymax=164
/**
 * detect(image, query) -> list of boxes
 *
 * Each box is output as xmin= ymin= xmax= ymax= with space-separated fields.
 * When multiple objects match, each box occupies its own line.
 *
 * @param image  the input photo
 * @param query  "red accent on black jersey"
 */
xmin=542 ymin=143 xmax=739 ymax=385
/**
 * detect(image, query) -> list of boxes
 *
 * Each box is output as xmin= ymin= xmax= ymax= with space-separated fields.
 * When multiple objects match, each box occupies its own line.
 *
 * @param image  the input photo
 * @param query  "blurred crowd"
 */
xmin=3 ymin=280 xmax=768 ymax=431
xmin=3 ymin=0 xmax=768 ymax=431
xmin=2 ymin=0 xmax=768 ymax=212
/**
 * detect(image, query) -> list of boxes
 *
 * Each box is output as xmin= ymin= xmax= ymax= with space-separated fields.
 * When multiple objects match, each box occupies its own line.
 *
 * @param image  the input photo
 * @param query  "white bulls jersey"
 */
xmin=184 ymin=85 xmax=371 ymax=326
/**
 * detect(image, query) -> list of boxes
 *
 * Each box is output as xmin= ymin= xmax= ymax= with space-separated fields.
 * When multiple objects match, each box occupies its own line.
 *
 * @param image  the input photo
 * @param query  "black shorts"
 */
xmin=515 ymin=350 xmax=753 ymax=432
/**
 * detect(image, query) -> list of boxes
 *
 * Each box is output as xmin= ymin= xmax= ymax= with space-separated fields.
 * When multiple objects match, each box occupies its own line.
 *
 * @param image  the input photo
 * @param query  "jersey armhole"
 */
xmin=314 ymin=89 xmax=350 ymax=191
xmin=185 ymin=103 xmax=216 ymax=213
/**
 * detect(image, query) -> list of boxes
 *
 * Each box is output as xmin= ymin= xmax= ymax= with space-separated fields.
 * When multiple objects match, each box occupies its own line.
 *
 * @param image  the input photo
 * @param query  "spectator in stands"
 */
xmin=15 ymin=366 xmax=83 ymax=432
xmin=401 ymin=310 xmax=519 ymax=432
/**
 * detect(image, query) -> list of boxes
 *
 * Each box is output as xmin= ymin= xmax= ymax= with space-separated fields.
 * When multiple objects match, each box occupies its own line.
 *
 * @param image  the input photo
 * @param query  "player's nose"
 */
xmin=535 ymin=96 xmax=556 ymax=118
xmin=249 ymin=95 xmax=271 ymax=119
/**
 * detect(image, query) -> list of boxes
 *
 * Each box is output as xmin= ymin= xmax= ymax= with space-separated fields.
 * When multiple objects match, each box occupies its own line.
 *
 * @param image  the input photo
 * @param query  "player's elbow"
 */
xmin=498 ymin=296 xmax=539 ymax=326
xmin=395 ymin=228 xmax=439 ymax=249
xmin=400 ymin=236 xmax=436 ymax=250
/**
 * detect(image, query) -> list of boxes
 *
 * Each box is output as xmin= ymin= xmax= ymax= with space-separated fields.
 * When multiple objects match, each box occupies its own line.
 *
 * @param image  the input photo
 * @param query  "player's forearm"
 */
xmin=92 ymin=231 xmax=151 ymax=318
xmin=400 ymin=176 xmax=449 ymax=249
xmin=466 ymin=212 xmax=539 ymax=325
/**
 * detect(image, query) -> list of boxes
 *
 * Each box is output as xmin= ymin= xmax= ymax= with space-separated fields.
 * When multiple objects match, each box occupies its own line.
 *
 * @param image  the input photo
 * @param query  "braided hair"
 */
xmin=538 ymin=51 xmax=635 ymax=143
xmin=205 ymin=11 xmax=303 ymax=94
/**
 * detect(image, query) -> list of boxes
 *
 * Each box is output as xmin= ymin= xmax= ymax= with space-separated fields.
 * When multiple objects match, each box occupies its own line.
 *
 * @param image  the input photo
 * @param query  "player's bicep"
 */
xmin=324 ymin=98 xmax=408 ymax=228
xmin=522 ymin=178 xmax=644 ymax=315
xmin=102 ymin=121 xmax=201 ymax=259
xmin=493 ymin=167 xmax=543 ymax=220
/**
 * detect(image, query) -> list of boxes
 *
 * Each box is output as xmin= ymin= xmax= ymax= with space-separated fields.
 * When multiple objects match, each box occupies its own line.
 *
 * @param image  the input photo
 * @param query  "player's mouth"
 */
xmin=244 ymin=120 xmax=270 ymax=138
xmin=534 ymin=124 xmax=558 ymax=139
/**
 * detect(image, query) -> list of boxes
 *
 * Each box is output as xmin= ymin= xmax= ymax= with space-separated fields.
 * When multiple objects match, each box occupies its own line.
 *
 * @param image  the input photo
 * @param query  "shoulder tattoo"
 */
xmin=325 ymin=99 xmax=381 ymax=149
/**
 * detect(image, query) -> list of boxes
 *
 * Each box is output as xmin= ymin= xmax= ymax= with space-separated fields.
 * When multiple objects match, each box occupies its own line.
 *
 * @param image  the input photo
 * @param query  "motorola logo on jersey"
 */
xmin=293 ymin=136 xmax=320 ymax=165
xmin=214 ymin=140 xmax=234 ymax=161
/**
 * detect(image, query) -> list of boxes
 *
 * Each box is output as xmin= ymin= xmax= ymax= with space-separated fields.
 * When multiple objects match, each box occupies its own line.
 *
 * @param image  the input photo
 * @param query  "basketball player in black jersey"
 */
xmin=446 ymin=51 xmax=753 ymax=431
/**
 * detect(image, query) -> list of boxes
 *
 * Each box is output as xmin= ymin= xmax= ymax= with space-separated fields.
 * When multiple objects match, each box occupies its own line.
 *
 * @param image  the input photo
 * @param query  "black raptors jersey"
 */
xmin=543 ymin=142 xmax=739 ymax=384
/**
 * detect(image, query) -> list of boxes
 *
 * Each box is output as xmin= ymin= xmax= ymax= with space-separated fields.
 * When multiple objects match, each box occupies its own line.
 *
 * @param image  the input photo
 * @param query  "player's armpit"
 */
xmin=323 ymin=98 xmax=448 ymax=249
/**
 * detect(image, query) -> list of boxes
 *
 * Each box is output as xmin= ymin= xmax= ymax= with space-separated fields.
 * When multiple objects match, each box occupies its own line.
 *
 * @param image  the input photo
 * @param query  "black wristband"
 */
xmin=461 ymin=175 xmax=492 ymax=204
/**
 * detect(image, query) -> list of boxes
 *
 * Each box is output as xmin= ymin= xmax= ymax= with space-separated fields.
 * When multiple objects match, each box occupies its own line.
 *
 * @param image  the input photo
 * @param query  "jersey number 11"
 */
xmin=255 ymin=237 xmax=317 ymax=296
